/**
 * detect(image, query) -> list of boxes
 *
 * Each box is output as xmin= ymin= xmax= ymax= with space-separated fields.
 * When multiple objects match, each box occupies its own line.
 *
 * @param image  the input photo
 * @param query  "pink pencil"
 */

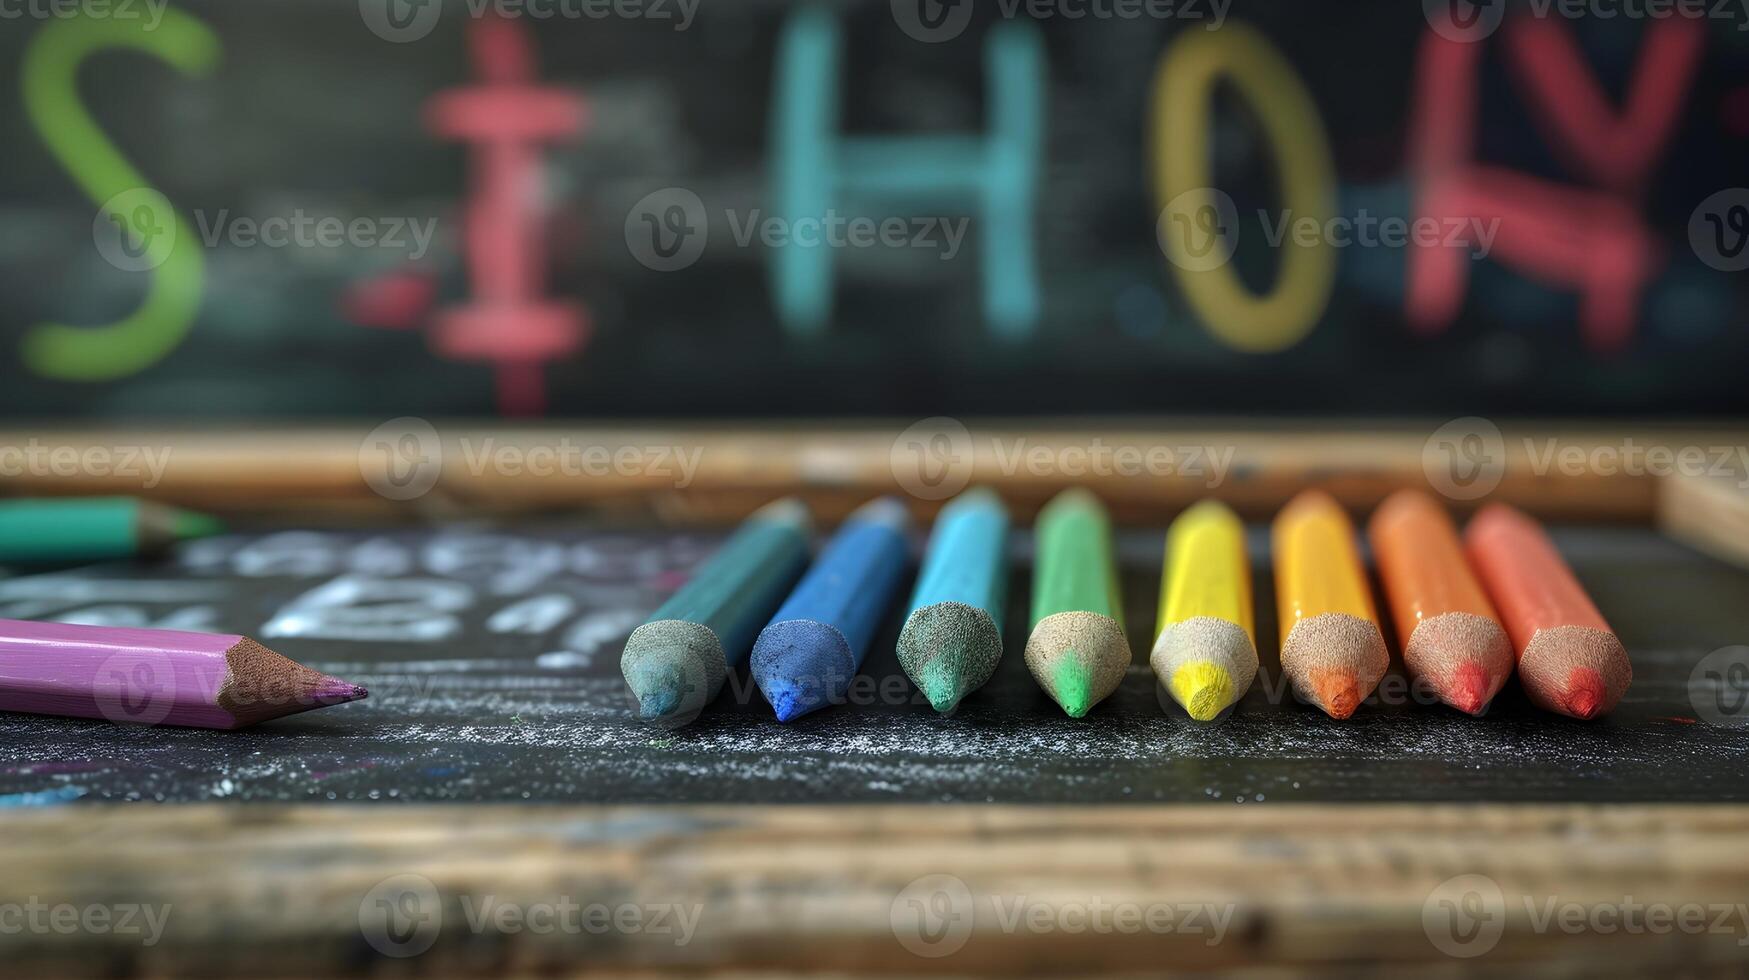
xmin=0 ymin=619 xmax=367 ymax=729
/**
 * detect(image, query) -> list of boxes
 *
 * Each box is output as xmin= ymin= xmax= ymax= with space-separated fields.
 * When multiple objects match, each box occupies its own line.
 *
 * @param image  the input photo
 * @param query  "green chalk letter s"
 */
xmin=21 ymin=9 xmax=220 ymax=381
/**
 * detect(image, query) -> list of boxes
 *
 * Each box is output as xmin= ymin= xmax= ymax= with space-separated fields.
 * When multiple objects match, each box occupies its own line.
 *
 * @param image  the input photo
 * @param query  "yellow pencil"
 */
xmin=1272 ymin=490 xmax=1388 ymax=719
xmin=1151 ymin=500 xmax=1257 ymax=721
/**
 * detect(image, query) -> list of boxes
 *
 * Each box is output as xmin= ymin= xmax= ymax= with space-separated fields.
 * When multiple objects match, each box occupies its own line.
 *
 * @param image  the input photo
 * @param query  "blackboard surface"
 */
xmin=2 ymin=0 xmax=1746 ymax=418
xmin=1 ymin=523 xmax=1746 ymax=804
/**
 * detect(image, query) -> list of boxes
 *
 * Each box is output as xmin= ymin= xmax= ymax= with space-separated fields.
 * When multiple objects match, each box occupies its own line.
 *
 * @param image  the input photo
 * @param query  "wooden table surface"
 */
xmin=5 ymin=804 xmax=1749 ymax=977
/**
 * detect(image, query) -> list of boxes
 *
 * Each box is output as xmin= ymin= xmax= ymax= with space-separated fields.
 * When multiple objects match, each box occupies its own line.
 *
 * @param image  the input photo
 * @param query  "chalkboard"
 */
xmin=1 ymin=0 xmax=1747 ymax=417
xmin=2 ymin=522 xmax=1747 ymax=805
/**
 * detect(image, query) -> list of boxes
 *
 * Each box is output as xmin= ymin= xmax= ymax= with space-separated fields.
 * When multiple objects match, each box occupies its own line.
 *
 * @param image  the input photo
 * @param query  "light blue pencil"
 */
xmin=750 ymin=498 xmax=911 ymax=722
xmin=896 ymin=488 xmax=1010 ymax=713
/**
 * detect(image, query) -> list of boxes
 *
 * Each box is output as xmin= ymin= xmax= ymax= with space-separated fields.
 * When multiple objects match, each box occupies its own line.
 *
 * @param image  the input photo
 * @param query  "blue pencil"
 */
xmin=897 ymin=488 xmax=1010 ymax=713
xmin=751 ymin=497 xmax=911 ymax=722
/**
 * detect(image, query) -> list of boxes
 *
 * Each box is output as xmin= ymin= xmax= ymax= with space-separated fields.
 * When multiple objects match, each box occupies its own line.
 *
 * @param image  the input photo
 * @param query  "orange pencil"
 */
xmin=1464 ymin=503 xmax=1632 ymax=720
xmin=1368 ymin=490 xmax=1513 ymax=716
xmin=1272 ymin=490 xmax=1389 ymax=719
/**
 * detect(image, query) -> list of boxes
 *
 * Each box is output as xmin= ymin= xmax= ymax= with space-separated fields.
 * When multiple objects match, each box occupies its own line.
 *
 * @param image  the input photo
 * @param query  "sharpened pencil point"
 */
xmin=1309 ymin=668 xmax=1362 ymax=720
xmin=1449 ymin=661 xmax=1490 ymax=716
xmin=1052 ymin=656 xmax=1093 ymax=718
xmin=310 ymin=679 xmax=368 ymax=704
xmin=1171 ymin=661 xmax=1233 ymax=722
xmin=637 ymin=689 xmax=681 ymax=720
xmin=1563 ymin=667 xmax=1607 ymax=720
xmin=767 ymin=684 xmax=807 ymax=723
xmin=918 ymin=656 xmax=965 ymax=714
xmin=173 ymin=509 xmax=227 ymax=541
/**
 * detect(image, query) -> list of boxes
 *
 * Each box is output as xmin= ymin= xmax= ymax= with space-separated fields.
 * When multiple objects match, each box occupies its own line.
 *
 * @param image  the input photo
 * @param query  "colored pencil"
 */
xmin=751 ymin=497 xmax=911 ymax=722
xmin=1025 ymin=489 xmax=1130 ymax=718
xmin=1368 ymin=490 xmax=1513 ymax=715
xmin=1465 ymin=503 xmax=1632 ymax=719
xmin=897 ymin=488 xmax=1010 ymax=713
xmin=0 ymin=618 xmax=366 ymax=729
xmin=1272 ymin=490 xmax=1388 ymax=719
xmin=621 ymin=497 xmax=813 ymax=723
xmin=1151 ymin=500 xmax=1257 ymax=721
xmin=0 ymin=497 xmax=224 ymax=565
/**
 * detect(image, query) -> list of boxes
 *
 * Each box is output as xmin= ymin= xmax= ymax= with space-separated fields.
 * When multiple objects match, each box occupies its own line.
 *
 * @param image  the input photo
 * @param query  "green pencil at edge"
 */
xmin=621 ymin=498 xmax=812 ymax=725
xmin=0 ymin=497 xmax=225 ymax=565
xmin=1025 ymin=489 xmax=1130 ymax=718
xmin=897 ymin=487 xmax=1010 ymax=713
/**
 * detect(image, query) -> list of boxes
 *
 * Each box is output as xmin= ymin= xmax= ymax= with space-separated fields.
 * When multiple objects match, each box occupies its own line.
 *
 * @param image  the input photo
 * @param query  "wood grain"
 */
xmin=3 ymin=805 xmax=1749 ymax=976
xmin=1 ymin=422 xmax=1736 ymax=523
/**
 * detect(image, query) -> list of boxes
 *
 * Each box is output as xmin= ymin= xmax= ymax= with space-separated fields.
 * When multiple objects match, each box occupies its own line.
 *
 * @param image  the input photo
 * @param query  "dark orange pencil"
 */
xmin=1464 ymin=504 xmax=1631 ymax=720
xmin=1368 ymin=490 xmax=1513 ymax=715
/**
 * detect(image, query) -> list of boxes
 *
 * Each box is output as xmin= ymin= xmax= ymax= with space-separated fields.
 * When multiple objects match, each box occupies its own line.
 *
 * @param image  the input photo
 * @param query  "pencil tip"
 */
xmin=1171 ymin=661 xmax=1234 ymax=722
xmin=637 ymin=689 xmax=681 ymax=720
xmin=1052 ymin=657 xmax=1093 ymax=718
xmin=1563 ymin=667 xmax=1607 ymax=720
xmin=768 ymin=685 xmax=808 ymax=723
xmin=309 ymin=677 xmax=368 ymax=705
xmin=173 ymin=509 xmax=227 ymax=541
xmin=1448 ymin=662 xmax=1491 ymax=716
xmin=1309 ymin=669 xmax=1362 ymax=720
xmin=917 ymin=653 xmax=966 ymax=714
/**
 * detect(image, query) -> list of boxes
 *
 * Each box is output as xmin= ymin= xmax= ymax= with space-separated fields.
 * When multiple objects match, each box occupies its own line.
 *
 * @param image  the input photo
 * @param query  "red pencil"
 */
xmin=0 ymin=619 xmax=367 ymax=729
xmin=1464 ymin=505 xmax=1631 ymax=719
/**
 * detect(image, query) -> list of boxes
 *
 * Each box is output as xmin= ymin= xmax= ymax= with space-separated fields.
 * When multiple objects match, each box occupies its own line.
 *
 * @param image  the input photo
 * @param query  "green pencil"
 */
xmin=0 ymin=497 xmax=224 ymax=565
xmin=1025 ymin=489 xmax=1130 ymax=718
xmin=621 ymin=498 xmax=812 ymax=725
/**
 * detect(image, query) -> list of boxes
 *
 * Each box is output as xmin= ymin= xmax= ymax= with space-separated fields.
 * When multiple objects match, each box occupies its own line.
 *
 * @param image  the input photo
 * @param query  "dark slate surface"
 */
xmin=1 ymin=523 xmax=1746 ymax=805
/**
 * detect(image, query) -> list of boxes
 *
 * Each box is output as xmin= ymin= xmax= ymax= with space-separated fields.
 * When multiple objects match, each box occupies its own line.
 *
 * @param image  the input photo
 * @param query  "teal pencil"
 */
xmin=621 ymin=498 xmax=812 ymax=725
xmin=897 ymin=488 xmax=1010 ymax=713
xmin=0 ymin=497 xmax=224 ymax=565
